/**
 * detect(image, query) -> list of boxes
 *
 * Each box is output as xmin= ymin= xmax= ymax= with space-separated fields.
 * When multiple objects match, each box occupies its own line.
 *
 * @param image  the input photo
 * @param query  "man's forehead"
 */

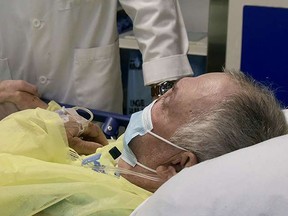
xmin=178 ymin=72 xmax=232 ymax=95
xmin=173 ymin=73 xmax=239 ymax=117
xmin=197 ymin=72 xmax=230 ymax=84
xmin=154 ymin=72 xmax=236 ymax=124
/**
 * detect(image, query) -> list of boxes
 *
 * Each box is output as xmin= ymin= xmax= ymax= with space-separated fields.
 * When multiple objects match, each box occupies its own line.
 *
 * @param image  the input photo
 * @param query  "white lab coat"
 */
xmin=0 ymin=0 xmax=192 ymax=113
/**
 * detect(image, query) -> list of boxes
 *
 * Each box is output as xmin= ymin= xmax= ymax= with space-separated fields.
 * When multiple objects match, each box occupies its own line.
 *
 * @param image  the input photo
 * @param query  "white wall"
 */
xmin=179 ymin=0 xmax=210 ymax=33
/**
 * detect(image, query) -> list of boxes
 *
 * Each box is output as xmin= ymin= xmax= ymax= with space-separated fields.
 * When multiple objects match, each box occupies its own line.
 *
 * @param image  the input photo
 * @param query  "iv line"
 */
xmin=69 ymin=149 xmax=161 ymax=182
xmin=92 ymin=164 xmax=161 ymax=182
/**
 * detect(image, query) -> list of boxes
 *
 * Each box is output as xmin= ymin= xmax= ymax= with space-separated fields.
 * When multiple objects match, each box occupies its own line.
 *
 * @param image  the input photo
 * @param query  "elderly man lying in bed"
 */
xmin=0 ymin=70 xmax=287 ymax=215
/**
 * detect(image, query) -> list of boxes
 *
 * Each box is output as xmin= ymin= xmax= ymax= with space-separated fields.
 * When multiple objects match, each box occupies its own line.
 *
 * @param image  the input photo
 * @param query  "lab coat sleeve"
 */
xmin=119 ymin=0 xmax=193 ymax=85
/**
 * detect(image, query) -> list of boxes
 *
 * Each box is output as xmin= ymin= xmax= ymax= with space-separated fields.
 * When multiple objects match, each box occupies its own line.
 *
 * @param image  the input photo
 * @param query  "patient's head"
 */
xmin=118 ymin=71 xmax=288 ymax=192
xmin=170 ymin=70 xmax=288 ymax=161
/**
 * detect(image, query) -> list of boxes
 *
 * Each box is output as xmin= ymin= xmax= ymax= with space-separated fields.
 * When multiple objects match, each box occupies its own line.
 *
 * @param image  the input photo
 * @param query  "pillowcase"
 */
xmin=131 ymin=134 xmax=288 ymax=216
xmin=283 ymin=109 xmax=288 ymax=122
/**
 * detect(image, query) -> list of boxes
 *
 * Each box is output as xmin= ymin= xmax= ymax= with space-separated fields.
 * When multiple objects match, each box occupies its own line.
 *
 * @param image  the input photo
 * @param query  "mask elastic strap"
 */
xmin=136 ymin=161 xmax=157 ymax=173
xmin=147 ymin=131 xmax=187 ymax=151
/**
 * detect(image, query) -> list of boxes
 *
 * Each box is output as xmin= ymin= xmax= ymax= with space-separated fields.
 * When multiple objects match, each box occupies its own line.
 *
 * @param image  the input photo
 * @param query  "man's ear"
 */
xmin=156 ymin=151 xmax=198 ymax=181
xmin=180 ymin=151 xmax=198 ymax=168
xmin=156 ymin=165 xmax=177 ymax=181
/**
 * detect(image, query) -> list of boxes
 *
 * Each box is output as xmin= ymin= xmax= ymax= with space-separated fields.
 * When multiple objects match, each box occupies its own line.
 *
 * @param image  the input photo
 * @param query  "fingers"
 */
xmin=13 ymin=80 xmax=39 ymax=96
xmin=10 ymin=91 xmax=48 ymax=110
xmin=64 ymin=120 xmax=109 ymax=155
xmin=68 ymin=137 xmax=103 ymax=155
xmin=81 ymin=122 xmax=109 ymax=146
xmin=0 ymin=80 xmax=47 ymax=110
xmin=0 ymin=80 xmax=39 ymax=97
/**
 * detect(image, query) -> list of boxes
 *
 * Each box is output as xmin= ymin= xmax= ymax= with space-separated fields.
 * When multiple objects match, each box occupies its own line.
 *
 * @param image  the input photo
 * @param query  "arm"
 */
xmin=119 ymin=0 xmax=193 ymax=85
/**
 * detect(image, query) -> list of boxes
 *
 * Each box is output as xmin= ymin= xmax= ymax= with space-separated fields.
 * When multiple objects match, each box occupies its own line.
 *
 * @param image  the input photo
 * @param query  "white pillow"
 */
xmin=283 ymin=109 xmax=288 ymax=123
xmin=131 ymin=134 xmax=288 ymax=216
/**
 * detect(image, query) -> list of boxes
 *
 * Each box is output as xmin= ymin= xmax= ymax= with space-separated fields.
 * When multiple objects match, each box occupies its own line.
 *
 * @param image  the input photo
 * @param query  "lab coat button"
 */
xmin=32 ymin=19 xmax=41 ymax=28
xmin=39 ymin=76 xmax=47 ymax=84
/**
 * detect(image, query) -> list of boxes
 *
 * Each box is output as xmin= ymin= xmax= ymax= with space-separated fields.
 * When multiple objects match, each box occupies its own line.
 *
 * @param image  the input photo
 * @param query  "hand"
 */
xmin=0 ymin=80 xmax=48 ymax=111
xmin=64 ymin=119 xmax=109 ymax=155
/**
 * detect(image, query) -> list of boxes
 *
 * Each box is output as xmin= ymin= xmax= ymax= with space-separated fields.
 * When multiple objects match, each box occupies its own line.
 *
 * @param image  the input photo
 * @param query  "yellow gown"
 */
xmin=0 ymin=107 xmax=151 ymax=216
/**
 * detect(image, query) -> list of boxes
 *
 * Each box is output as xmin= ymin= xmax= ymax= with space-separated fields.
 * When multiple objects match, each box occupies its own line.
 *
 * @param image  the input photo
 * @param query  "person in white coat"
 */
xmin=0 ymin=0 xmax=193 ymax=119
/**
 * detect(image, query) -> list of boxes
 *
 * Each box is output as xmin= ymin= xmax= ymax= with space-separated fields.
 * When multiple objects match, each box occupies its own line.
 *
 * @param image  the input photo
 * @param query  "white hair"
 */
xmin=170 ymin=71 xmax=288 ymax=162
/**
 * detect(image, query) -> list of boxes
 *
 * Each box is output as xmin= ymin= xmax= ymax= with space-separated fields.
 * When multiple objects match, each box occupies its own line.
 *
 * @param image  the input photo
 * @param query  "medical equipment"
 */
xmin=69 ymin=148 xmax=161 ymax=182
xmin=92 ymin=164 xmax=160 ymax=182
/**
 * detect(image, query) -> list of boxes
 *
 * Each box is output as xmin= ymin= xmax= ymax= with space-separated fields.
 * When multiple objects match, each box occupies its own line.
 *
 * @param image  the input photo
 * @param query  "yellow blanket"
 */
xmin=0 ymin=108 xmax=151 ymax=216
